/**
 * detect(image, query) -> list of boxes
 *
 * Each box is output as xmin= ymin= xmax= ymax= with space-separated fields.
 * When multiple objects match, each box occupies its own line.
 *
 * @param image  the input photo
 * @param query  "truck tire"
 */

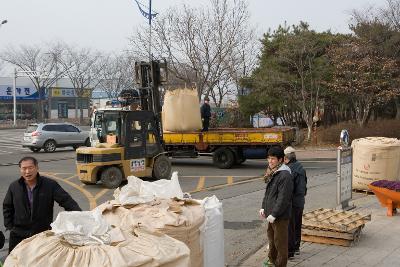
xmin=100 ymin=166 xmax=123 ymax=189
xmin=153 ymin=155 xmax=172 ymax=180
xmin=213 ymin=147 xmax=235 ymax=169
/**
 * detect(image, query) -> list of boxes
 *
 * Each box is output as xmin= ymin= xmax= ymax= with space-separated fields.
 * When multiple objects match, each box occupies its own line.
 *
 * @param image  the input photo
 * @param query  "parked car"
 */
xmin=22 ymin=123 xmax=90 ymax=153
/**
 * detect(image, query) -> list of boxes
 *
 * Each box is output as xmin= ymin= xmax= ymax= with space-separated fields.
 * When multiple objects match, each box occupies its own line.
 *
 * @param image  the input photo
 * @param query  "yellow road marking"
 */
xmin=196 ymin=176 xmax=206 ymax=191
xmin=94 ymin=188 xmax=109 ymax=200
xmin=65 ymin=175 xmax=77 ymax=181
xmin=43 ymin=172 xmax=97 ymax=210
xmin=227 ymin=176 xmax=233 ymax=185
xmin=190 ymin=176 xmax=263 ymax=194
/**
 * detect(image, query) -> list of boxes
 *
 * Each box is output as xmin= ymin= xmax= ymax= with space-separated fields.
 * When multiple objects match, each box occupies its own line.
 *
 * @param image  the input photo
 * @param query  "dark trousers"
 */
xmin=202 ymin=117 xmax=210 ymax=131
xmin=288 ymin=207 xmax=304 ymax=254
xmin=8 ymin=231 xmax=28 ymax=254
xmin=267 ymin=219 xmax=289 ymax=267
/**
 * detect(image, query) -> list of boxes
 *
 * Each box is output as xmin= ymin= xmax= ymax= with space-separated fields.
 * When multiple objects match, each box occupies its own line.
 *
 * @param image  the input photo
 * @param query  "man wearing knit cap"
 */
xmin=260 ymin=146 xmax=293 ymax=267
xmin=284 ymin=146 xmax=307 ymax=258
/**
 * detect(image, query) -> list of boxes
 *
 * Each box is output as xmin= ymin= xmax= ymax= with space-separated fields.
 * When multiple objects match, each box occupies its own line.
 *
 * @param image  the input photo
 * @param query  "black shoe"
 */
xmin=295 ymin=249 xmax=300 ymax=255
xmin=288 ymin=252 xmax=295 ymax=259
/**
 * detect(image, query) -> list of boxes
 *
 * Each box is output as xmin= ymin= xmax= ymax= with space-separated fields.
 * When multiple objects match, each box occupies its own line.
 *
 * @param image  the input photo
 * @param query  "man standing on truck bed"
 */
xmin=200 ymin=96 xmax=211 ymax=131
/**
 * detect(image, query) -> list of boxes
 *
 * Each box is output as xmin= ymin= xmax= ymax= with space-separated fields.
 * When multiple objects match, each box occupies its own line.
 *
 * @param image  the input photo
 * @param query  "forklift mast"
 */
xmin=134 ymin=60 xmax=168 ymax=140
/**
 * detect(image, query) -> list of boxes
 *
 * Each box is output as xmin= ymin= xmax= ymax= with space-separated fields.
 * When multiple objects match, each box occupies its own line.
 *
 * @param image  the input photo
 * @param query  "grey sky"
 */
xmin=0 ymin=0 xmax=385 ymax=53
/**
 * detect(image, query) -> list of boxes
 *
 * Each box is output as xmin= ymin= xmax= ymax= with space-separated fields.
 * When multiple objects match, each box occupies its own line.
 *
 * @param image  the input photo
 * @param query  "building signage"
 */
xmin=51 ymin=88 xmax=91 ymax=98
xmin=0 ymin=85 xmax=39 ymax=100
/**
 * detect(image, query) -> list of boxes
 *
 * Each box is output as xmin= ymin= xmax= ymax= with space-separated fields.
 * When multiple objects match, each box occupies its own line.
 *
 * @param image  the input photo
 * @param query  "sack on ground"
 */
xmin=113 ymin=172 xmax=184 ymax=205
xmin=4 ymin=228 xmax=190 ymax=267
xmin=98 ymin=198 xmax=205 ymax=267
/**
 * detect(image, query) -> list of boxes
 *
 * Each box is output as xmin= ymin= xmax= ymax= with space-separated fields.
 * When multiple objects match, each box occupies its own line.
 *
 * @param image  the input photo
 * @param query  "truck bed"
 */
xmin=163 ymin=126 xmax=296 ymax=146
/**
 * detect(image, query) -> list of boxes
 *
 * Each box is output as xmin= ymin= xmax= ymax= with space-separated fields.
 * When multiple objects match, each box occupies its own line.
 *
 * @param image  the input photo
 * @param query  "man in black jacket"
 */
xmin=3 ymin=156 xmax=81 ymax=253
xmin=284 ymin=146 xmax=307 ymax=258
xmin=260 ymin=146 xmax=293 ymax=267
xmin=0 ymin=230 xmax=4 ymax=249
xmin=200 ymin=96 xmax=211 ymax=131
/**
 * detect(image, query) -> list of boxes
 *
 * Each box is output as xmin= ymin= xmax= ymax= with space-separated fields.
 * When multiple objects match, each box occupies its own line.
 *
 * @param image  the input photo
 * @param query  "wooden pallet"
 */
xmin=302 ymin=208 xmax=371 ymax=232
xmin=301 ymin=234 xmax=353 ymax=246
xmin=301 ymin=208 xmax=370 ymax=247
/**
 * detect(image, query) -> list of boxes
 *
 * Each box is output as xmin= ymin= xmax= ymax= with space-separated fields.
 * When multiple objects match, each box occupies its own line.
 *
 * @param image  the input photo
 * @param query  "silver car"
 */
xmin=22 ymin=123 xmax=90 ymax=153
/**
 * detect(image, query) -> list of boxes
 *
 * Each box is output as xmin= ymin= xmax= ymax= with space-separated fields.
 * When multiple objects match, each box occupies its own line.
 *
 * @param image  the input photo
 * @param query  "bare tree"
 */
xmin=60 ymin=46 xmax=106 ymax=124
xmin=0 ymin=44 xmax=67 ymax=121
xmin=0 ymin=59 xmax=4 ymax=75
xmin=98 ymin=54 xmax=136 ymax=99
xmin=129 ymin=0 xmax=257 ymax=106
xmin=351 ymin=0 xmax=400 ymax=119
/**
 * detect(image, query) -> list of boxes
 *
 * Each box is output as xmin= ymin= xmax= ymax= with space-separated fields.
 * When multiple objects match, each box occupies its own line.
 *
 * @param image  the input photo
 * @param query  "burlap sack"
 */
xmin=162 ymin=88 xmax=202 ymax=132
xmin=98 ymin=198 xmax=205 ymax=267
xmin=352 ymin=137 xmax=400 ymax=190
xmin=4 ymin=229 xmax=190 ymax=267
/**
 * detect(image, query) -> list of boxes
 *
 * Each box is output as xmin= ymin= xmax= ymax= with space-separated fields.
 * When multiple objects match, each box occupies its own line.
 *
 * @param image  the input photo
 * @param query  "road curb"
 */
xmin=299 ymin=158 xmax=336 ymax=162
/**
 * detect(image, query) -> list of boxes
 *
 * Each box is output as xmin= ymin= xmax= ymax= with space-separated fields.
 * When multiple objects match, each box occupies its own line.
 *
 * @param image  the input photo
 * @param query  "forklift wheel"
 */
xmin=153 ymin=155 xmax=172 ymax=180
xmin=100 ymin=166 xmax=123 ymax=189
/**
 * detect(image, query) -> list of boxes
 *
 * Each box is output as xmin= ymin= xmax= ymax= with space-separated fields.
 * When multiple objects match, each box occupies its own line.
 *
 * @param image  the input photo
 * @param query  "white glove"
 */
xmin=259 ymin=209 xmax=265 ymax=218
xmin=266 ymin=215 xmax=276 ymax=224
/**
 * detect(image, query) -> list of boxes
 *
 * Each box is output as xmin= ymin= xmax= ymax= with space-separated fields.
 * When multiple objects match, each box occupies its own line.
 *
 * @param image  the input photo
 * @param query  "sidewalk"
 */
xmin=295 ymin=147 xmax=337 ymax=161
xmin=240 ymin=195 xmax=400 ymax=267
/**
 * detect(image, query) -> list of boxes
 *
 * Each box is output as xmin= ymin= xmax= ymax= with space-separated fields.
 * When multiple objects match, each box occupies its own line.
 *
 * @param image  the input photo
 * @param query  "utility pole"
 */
xmin=13 ymin=69 xmax=17 ymax=127
xmin=149 ymin=0 xmax=152 ymax=60
xmin=133 ymin=0 xmax=157 ymax=60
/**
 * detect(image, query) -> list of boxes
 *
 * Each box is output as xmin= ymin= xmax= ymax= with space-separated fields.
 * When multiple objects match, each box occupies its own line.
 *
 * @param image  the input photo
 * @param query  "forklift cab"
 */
xmin=95 ymin=110 xmax=163 ymax=157
xmin=77 ymin=109 xmax=170 ymax=188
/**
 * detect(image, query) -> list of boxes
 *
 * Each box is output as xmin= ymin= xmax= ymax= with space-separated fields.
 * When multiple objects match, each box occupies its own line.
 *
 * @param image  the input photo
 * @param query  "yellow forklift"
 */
xmin=76 ymin=61 xmax=171 ymax=188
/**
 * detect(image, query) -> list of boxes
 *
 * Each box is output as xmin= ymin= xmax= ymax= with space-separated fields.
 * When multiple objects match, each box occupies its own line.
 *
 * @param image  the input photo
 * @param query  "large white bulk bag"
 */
xmin=352 ymin=137 xmax=400 ymax=190
xmin=4 ymin=211 xmax=190 ymax=267
xmin=200 ymin=196 xmax=225 ymax=267
xmin=163 ymin=88 xmax=202 ymax=132
xmin=98 ymin=198 xmax=205 ymax=267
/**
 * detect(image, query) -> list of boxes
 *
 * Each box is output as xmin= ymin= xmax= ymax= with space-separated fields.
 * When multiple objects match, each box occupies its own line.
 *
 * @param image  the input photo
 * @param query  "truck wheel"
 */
xmin=100 ymin=166 xmax=123 ymax=189
xmin=153 ymin=155 xmax=172 ymax=180
xmin=213 ymin=147 xmax=235 ymax=169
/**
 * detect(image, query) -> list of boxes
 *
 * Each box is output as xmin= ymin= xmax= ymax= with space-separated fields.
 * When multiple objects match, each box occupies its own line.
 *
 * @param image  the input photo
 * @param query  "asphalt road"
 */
xmin=0 ymin=128 xmax=337 ymax=266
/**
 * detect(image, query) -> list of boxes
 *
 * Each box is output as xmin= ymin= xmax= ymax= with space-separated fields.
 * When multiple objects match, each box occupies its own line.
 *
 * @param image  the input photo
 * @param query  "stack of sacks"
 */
xmin=4 ymin=210 xmax=190 ymax=267
xmin=162 ymin=88 xmax=202 ymax=132
xmin=97 ymin=172 xmax=205 ymax=267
